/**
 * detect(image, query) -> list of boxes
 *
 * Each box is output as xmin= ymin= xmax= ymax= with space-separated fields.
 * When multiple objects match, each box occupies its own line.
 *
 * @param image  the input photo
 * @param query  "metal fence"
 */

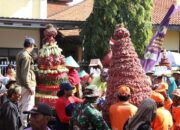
xmin=0 ymin=61 xmax=16 ymax=75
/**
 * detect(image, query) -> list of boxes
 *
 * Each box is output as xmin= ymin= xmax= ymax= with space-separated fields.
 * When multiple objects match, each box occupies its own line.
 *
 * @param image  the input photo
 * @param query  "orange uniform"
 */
xmin=109 ymin=102 xmax=137 ymax=130
xmin=152 ymin=107 xmax=173 ymax=130
xmin=172 ymin=106 xmax=180 ymax=130
xmin=164 ymin=97 xmax=173 ymax=110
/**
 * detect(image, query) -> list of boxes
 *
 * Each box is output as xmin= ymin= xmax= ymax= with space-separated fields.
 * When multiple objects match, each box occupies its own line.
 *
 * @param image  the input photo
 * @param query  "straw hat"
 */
xmin=172 ymin=89 xmax=180 ymax=97
xmin=65 ymin=56 xmax=79 ymax=68
xmin=79 ymin=70 xmax=88 ymax=78
xmin=172 ymin=71 xmax=180 ymax=75
xmin=89 ymin=59 xmax=103 ymax=68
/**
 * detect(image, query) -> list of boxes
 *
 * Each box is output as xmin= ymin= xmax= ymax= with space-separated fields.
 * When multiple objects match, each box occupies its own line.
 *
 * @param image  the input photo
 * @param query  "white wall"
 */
xmin=163 ymin=31 xmax=179 ymax=52
xmin=0 ymin=0 xmax=47 ymax=19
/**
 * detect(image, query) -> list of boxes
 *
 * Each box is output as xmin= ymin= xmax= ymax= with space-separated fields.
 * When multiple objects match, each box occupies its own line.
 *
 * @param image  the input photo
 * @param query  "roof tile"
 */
xmin=48 ymin=0 xmax=94 ymax=21
xmin=152 ymin=0 xmax=180 ymax=25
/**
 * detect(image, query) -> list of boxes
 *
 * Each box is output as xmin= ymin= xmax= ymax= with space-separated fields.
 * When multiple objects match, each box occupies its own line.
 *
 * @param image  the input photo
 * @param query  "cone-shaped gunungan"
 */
xmin=103 ymin=24 xmax=152 ymax=121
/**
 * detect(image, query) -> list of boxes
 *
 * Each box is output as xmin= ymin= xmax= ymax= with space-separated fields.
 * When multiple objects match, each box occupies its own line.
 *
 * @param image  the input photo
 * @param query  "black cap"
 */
xmin=6 ymin=79 xmax=16 ymax=89
xmin=24 ymin=37 xmax=36 ymax=47
xmin=23 ymin=103 xmax=52 ymax=116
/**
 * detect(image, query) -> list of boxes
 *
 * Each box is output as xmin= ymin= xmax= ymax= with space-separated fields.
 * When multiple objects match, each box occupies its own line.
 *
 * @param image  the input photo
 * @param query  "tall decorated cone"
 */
xmin=35 ymin=24 xmax=68 ymax=108
xmin=103 ymin=24 xmax=152 ymax=121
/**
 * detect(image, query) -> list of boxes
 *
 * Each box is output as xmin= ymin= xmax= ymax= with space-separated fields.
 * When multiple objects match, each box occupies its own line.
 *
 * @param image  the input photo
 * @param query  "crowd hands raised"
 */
xmin=0 ymin=37 xmax=180 ymax=130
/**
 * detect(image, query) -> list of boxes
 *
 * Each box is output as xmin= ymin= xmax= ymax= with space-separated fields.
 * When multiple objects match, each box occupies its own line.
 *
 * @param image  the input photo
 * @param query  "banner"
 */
xmin=142 ymin=3 xmax=180 ymax=72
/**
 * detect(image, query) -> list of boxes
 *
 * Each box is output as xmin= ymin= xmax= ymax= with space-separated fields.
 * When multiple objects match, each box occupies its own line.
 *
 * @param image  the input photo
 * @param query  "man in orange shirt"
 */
xmin=109 ymin=85 xmax=137 ymax=130
xmin=155 ymin=83 xmax=173 ymax=110
xmin=171 ymin=89 xmax=180 ymax=130
xmin=151 ymin=91 xmax=173 ymax=130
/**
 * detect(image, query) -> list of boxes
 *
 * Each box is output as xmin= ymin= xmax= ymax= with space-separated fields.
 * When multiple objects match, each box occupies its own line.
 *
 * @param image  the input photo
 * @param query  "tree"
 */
xmin=80 ymin=0 xmax=153 ymax=61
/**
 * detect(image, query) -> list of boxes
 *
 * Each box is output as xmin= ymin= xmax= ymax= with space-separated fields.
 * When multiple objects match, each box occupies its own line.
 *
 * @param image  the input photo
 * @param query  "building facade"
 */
xmin=0 ymin=0 xmax=179 ymax=62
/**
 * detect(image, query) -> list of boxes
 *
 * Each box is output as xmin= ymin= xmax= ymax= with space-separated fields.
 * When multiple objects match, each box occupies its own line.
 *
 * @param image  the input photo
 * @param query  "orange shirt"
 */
xmin=109 ymin=101 xmax=137 ymax=130
xmin=164 ymin=97 xmax=173 ymax=110
xmin=172 ymin=106 xmax=180 ymax=130
xmin=152 ymin=107 xmax=173 ymax=130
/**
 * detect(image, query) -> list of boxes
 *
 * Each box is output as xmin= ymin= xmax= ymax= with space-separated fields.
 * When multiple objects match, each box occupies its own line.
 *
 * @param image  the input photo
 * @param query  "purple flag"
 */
xmin=142 ymin=4 xmax=180 ymax=72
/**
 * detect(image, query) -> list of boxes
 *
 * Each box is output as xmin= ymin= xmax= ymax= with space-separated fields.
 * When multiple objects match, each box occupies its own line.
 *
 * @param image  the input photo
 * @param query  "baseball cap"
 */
xmin=172 ymin=89 xmax=180 ymax=97
xmin=151 ymin=91 xmax=165 ymax=103
xmin=24 ymin=37 xmax=36 ymax=47
xmin=23 ymin=103 xmax=52 ymax=116
xmin=155 ymin=83 xmax=168 ymax=92
xmin=118 ymin=85 xmax=131 ymax=96
xmin=60 ymin=82 xmax=74 ymax=91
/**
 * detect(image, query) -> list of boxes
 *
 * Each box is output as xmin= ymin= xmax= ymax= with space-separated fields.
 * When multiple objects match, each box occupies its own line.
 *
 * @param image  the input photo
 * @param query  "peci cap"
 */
xmin=24 ymin=37 xmax=36 ymax=47
xmin=23 ymin=103 xmax=52 ymax=116
xmin=118 ymin=85 xmax=131 ymax=96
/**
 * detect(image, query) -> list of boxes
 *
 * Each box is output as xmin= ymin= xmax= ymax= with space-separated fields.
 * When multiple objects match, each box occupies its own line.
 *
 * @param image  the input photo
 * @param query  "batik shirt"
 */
xmin=70 ymin=102 xmax=110 ymax=130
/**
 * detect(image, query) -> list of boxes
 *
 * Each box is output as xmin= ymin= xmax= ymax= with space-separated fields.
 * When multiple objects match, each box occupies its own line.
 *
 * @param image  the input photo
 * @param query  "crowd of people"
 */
xmin=0 ymin=37 xmax=180 ymax=130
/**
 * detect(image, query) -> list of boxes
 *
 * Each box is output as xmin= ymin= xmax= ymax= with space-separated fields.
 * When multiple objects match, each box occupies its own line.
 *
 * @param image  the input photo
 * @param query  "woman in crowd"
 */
xmin=66 ymin=56 xmax=82 ymax=98
xmin=55 ymin=82 xmax=83 ymax=130
xmin=0 ymin=84 xmax=22 ymax=130
xmin=124 ymin=98 xmax=157 ymax=130
xmin=2 ymin=64 xmax=16 ymax=85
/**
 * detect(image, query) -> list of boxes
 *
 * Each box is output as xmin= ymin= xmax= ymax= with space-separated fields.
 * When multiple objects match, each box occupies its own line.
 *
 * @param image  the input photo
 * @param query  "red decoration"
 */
xmin=103 ymin=25 xmax=152 ymax=122
xmin=37 ymin=85 xmax=60 ymax=91
xmin=35 ymin=24 xmax=68 ymax=108
xmin=36 ymin=96 xmax=58 ymax=109
xmin=102 ymin=50 xmax=112 ymax=68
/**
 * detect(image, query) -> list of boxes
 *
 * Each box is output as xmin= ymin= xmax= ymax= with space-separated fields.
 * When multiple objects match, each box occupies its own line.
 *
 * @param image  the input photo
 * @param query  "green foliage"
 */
xmin=80 ymin=0 xmax=153 ymax=61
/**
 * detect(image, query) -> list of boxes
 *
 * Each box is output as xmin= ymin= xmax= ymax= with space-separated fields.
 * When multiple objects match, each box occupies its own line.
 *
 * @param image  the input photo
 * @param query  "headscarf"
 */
xmin=168 ymin=77 xmax=177 ymax=99
xmin=125 ymin=98 xmax=157 ymax=130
